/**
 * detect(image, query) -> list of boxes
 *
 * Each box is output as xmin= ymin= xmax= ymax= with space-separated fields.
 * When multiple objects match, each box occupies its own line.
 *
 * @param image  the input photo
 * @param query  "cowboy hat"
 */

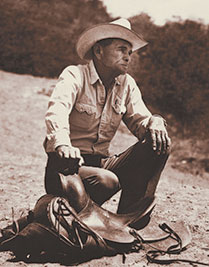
xmin=76 ymin=18 xmax=148 ymax=60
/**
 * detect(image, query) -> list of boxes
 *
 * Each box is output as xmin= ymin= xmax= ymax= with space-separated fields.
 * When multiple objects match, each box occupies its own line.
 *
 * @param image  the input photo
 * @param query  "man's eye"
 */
xmin=119 ymin=47 xmax=132 ymax=55
xmin=118 ymin=47 xmax=126 ymax=52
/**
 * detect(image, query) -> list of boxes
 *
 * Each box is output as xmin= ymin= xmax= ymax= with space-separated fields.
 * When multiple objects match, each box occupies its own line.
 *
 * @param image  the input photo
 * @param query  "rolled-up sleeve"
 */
xmin=44 ymin=66 xmax=81 ymax=152
xmin=123 ymin=78 xmax=152 ymax=140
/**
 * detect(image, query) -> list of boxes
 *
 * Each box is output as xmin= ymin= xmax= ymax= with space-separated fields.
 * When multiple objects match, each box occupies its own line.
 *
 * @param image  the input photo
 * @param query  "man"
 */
xmin=0 ymin=19 xmax=170 ymax=243
xmin=44 ymin=18 xmax=170 ymax=224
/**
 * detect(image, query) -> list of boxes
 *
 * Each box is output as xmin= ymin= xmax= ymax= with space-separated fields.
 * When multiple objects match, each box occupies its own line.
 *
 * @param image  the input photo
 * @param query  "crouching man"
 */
xmin=44 ymin=18 xmax=171 ymax=224
xmin=0 ymin=19 xmax=171 ymax=242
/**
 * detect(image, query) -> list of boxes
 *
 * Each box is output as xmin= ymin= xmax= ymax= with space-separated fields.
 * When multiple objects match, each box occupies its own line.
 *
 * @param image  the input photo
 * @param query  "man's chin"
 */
xmin=117 ymin=68 xmax=128 ymax=75
xmin=112 ymin=67 xmax=128 ymax=77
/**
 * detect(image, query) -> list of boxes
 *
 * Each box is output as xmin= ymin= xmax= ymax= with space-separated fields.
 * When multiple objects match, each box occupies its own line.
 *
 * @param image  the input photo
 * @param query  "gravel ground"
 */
xmin=0 ymin=70 xmax=208 ymax=266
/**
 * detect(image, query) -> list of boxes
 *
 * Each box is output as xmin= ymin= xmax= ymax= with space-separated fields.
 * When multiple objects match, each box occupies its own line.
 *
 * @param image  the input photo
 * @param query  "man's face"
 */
xmin=98 ymin=39 xmax=133 ymax=76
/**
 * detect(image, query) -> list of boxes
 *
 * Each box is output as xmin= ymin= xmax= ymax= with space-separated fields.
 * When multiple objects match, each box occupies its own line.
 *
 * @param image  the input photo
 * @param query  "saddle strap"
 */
xmin=147 ymin=251 xmax=209 ymax=266
xmin=144 ymin=223 xmax=208 ymax=266
xmin=53 ymin=198 xmax=109 ymax=250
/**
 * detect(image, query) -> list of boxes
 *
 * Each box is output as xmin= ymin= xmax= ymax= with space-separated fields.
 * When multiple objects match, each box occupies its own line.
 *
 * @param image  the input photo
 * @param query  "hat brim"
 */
xmin=76 ymin=23 xmax=148 ymax=60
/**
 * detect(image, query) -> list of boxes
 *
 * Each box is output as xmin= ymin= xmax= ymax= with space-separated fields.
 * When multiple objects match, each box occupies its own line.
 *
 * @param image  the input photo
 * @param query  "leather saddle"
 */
xmin=47 ymin=195 xmax=155 ymax=245
xmin=31 ymin=192 xmax=191 ymax=263
xmin=0 ymin=170 xmax=192 ymax=265
xmin=56 ymin=172 xmax=156 ymax=235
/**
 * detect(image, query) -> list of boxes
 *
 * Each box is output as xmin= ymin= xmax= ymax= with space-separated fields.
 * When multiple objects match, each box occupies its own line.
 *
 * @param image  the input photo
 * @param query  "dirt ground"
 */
xmin=0 ymin=70 xmax=208 ymax=266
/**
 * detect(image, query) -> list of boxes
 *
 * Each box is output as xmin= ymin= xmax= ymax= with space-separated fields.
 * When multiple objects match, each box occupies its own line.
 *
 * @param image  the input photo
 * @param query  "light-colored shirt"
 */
xmin=44 ymin=61 xmax=152 ymax=156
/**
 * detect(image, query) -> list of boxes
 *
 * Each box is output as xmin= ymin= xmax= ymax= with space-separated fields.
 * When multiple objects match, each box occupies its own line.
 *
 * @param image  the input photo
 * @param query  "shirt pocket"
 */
xmin=69 ymin=102 xmax=96 ymax=129
xmin=110 ymin=96 xmax=126 ymax=129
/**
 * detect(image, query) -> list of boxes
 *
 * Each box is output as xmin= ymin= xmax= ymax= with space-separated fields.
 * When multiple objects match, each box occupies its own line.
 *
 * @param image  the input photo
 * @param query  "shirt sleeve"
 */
xmin=44 ymin=66 xmax=82 ymax=152
xmin=123 ymin=76 xmax=152 ymax=140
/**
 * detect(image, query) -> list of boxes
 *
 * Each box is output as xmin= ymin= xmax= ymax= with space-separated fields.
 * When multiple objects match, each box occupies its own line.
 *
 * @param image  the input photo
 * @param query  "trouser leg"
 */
xmin=44 ymin=153 xmax=120 ymax=207
xmin=104 ymin=140 xmax=169 ymax=214
xmin=79 ymin=166 xmax=120 ymax=205
xmin=44 ymin=141 xmax=169 ymax=213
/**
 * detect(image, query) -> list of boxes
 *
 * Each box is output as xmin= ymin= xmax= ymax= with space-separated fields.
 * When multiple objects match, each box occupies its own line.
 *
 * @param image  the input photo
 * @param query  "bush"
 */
xmin=130 ymin=18 xmax=209 ymax=136
xmin=0 ymin=0 xmax=111 ymax=77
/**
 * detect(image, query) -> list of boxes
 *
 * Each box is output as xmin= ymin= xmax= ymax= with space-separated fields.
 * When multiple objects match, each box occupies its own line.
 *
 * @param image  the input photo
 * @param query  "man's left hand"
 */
xmin=146 ymin=115 xmax=171 ymax=155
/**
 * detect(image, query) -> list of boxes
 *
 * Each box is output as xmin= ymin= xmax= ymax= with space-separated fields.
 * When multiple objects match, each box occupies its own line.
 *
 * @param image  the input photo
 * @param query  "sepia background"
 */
xmin=0 ymin=0 xmax=208 ymax=266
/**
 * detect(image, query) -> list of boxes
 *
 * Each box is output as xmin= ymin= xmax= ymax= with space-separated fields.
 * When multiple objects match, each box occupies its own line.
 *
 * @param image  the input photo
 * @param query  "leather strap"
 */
xmin=144 ymin=223 xmax=208 ymax=266
xmin=52 ymin=198 xmax=108 ymax=250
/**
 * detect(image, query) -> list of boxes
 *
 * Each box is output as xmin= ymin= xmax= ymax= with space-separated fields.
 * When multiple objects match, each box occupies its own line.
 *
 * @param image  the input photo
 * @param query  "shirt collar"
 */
xmin=89 ymin=60 xmax=101 ymax=85
xmin=89 ymin=60 xmax=122 ymax=87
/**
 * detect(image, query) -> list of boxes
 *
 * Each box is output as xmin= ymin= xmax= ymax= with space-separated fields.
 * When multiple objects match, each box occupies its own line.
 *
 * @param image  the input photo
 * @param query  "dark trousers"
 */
xmin=44 ymin=140 xmax=169 ymax=214
xmin=105 ymin=141 xmax=169 ymax=213
xmin=0 ymin=140 xmax=169 ymax=242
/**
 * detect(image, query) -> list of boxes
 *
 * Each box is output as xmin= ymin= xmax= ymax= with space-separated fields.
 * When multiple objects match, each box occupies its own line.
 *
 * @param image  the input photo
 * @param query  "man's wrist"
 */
xmin=151 ymin=114 xmax=167 ymax=127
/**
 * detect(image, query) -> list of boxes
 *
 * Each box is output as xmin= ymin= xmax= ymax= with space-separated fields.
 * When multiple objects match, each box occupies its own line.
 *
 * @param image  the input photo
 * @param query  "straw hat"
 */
xmin=76 ymin=18 xmax=148 ymax=60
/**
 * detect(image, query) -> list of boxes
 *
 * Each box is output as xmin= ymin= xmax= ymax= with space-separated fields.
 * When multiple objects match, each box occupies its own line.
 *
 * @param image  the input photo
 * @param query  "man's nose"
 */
xmin=123 ymin=53 xmax=131 ymax=62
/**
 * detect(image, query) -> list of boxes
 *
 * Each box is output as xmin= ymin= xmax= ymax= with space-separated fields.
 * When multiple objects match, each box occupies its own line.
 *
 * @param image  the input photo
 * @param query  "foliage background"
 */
xmin=0 ymin=0 xmax=208 ymax=136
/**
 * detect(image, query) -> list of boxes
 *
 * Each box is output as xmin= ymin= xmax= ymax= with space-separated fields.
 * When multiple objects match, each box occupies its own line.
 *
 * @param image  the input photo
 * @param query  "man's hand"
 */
xmin=146 ymin=116 xmax=171 ymax=155
xmin=56 ymin=145 xmax=84 ymax=166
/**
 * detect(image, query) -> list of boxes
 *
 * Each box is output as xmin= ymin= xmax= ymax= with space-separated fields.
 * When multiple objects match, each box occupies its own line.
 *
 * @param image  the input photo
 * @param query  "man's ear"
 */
xmin=92 ymin=43 xmax=103 ymax=59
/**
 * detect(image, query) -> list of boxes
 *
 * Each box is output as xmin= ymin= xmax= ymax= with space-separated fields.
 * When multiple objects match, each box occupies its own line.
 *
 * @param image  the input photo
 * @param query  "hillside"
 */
xmin=0 ymin=70 xmax=208 ymax=266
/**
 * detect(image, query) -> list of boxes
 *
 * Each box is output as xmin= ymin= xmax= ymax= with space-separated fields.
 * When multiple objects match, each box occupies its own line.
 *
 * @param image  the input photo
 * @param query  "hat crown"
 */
xmin=110 ymin=18 xmax=131 ymax=30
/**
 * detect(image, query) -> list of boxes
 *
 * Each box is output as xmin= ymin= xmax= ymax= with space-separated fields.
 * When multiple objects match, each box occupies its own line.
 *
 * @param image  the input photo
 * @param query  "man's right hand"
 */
xmin=56 ymin=145 xmax=84 ymax=166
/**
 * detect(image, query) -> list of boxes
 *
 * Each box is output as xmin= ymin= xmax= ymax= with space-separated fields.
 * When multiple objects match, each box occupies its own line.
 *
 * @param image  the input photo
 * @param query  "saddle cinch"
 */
xmin=0 ymin=173 xmax=192 ymax=265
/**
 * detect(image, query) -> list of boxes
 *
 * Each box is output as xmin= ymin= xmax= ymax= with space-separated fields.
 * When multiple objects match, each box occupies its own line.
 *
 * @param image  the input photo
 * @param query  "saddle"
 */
xmin=31 ymin=192 xmax=155 ymax=252
xmin=0 ymin=174 xmax=194 ymax=265
xmin=0 ymin=192 xmax=193 ymax=265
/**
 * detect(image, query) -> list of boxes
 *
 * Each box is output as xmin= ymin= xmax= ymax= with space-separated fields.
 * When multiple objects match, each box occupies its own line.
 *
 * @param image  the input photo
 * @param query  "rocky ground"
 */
xmin=0 ymin=70 xmax=208 ymax=266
